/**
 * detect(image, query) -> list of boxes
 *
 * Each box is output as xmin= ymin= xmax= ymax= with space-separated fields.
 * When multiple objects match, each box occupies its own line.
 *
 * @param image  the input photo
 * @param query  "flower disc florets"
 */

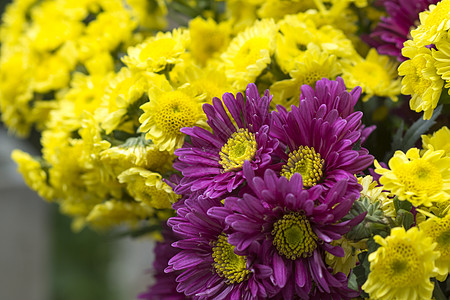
xmin=212 ymin=233 xmax=250 ymax=283
xmin=272 ymin=212 xmax=318 ymax=260
xmin=281 ymin=145 xmax=324 ymax=187
xmin=219 ymin=128 xmax=257 ymax=172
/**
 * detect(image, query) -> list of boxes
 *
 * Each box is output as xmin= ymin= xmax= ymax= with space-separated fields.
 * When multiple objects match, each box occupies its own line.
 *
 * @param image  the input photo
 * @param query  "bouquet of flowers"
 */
xmin=1 ymin=0 xmax=450 ymax=299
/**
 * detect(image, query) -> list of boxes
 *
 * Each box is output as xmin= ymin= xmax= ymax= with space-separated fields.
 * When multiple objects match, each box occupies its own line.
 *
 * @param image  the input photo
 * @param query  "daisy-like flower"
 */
xmin=411 ymin=0 xmax=450 ymax=47
xmin=362 ymin=227 xmax=440 ymax=300
xmin=398 ymin=40 xmax=444 ymax=119
xmin=118 ymin=167 xmax=179 ymax=209
xmin=122 ymin=28 xmax=188 ymax=73
xmin=167 ymin=196 xmax=276 ymax=299
xmin=220 ymin=19 xmax=278 ymax=90
xmin=188 ymin=17 xmax=231 ymax=66
xmin=342 ymin=48 xmax=401 ymax=102
xmin=96 ymin=67 xmax=150 ymax=134
xmin=364 ymin=0 xmax=440 ymax=61
xmin=85 ymin=199 xmax=154 ymax=230
xmin=420 ymin=214 xmax=450 ymax=281
xmin=375 ymin=147 xmax=450 ymax=207
xmin=100 ymin=135 xmax=175 ymax=176
xmin=174 ymin=83 xmax=278 ymax=199
xmin=422 ymin=126 xmax=450 ymax=156
xmin=271 ymin=78 xmax=374 ymax=199
xmin=270 ymin=46 xmax=341 ymax=108
xmin=139 ymin=76 xmax=206 ymax=152
xmin=211 ymin=162 xmax=364 ymax=298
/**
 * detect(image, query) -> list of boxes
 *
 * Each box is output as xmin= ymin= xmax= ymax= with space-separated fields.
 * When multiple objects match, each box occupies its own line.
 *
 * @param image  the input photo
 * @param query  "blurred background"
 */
xmin=0 ymin=122 xmax=155 ymax=300
xmin=0 ymin=1 xmax=155 ymax=299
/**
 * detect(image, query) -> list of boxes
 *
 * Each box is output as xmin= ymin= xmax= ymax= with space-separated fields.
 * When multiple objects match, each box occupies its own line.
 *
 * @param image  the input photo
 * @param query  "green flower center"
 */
xmin=281 ymin=145 xmax=324 ymax=187
xmin=219 ymin=128 xmax=257 ymax=172
xmin=212 ymin=234 xmax=250 ymax=284
xmin=272 ymin=212 xmax=318 ymax=260
xmin=437 ymin=230 xmax=450 ymax=246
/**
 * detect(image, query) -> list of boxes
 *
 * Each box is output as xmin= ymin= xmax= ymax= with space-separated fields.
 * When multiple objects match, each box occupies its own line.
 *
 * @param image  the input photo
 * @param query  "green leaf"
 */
xmin=402 ymin=105 xmax=442 ymax=150
xmin=384 ymin=105 xmax=442 ymax=161
xmin=347 ymin=272 xmax=359 ymax=291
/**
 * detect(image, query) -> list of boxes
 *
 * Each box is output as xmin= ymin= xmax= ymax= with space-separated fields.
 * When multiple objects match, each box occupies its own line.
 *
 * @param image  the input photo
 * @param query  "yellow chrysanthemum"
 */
xmin=398 ymin=40 xmax=444 ymax=119
xmin=432 ymin=36 xmax=450 ymax=83
xmin=275 ymin=15 xmax=354 ymax=74
xmin=173 ymin=64 xmax=236 ymax=104
xmin=422 ymin=126 xmax=450 ymax=157
xmin=420 ymin=214 xmax=450 ymax=280
xmin=342 ymin=48 xmax=401 ymax=102
xmin=411 ymin=0 xmax=450 ymax=47
xmin=26 ymin=2 xmax=84 ymax=53
xmin=122 ymin=28 xmax=189 ymax=73
xmin=100 ymin=135 xmax=175 ymax=175
xmin=362 ymin=227 xmax=439 ymax=300
xmin=375 ymin=148 xmax=450 ymax=207
xmin=96 ymin=67 xmax=151 ymax=134
xmin=359 ymin=175 xmax=395 ymax=218
xmin=220 ymin=19 xmax=278 ymax=90
xmin=11 ymin=150 xmax=55 ymax=200
xmin=325 ymin=238 xmax=366 ymax=276
xmin=189 ymin=17 xmax=231 ymax=66
xmin=139 ymin=77 xmax=206 ymax=151
xmin=0 ymin=49 xmax=34 ymax=136
xmin=118 ymin=167 xmax=178 ymax=209
xmin=270 ymin=46 xmax=341 ymax=108
xmin=86 ymin=199 xmax=154 ymax=230
xmin=77 ymin=10 xmax=137 ymax=61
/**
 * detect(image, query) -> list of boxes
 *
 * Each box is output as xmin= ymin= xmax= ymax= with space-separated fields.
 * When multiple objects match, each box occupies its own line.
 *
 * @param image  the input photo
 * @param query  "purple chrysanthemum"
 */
xmin=138 ymin=225 xmax=187 ymax=300
xmin=166 ymin=196 xmax=277 ymax=299
xmin=174 ymin=83 xmax=279 ymax=199
xmin=363 ymin=0 xmax=440 ymax=61
xmin=271 ymin=78 xmax=374 ymax=200
xmin=209 ymin=162 xmax=364 ymax=299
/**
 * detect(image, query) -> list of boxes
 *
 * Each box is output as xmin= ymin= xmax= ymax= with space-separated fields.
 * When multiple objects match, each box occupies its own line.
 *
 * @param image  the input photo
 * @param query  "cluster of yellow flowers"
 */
xmin=2 ymin=0 xmax=402 ymax=231
xmin=359 ymin=126 xmax=450 ymax=299
xmin=398 ymin=0 xmax=450 ymax=119
xmin=0 ymin=0 xmax=167 ymax=137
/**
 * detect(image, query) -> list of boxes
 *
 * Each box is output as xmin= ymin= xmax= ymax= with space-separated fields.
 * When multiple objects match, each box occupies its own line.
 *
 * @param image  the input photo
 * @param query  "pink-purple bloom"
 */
xmin=166 ymin=196 xmax=276 ymax=299
xmin=271 ymin=78 xmax=374 ymax=200
xmin=364 ymin=0 xmax=440 ymax=61
xmin=208 ymin=162 xmax=364 ymax=299
xmin=174 ymin=83 xmax=279 ymax=199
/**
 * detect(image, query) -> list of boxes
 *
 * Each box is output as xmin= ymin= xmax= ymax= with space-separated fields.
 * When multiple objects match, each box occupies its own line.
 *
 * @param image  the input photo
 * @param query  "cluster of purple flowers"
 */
xmin=141 ymin=78 xmax=374 ymax=299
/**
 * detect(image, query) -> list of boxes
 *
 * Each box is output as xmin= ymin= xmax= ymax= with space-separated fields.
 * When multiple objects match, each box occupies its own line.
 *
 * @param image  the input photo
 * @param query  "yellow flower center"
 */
xmin=212 ymin=234 xmax=250 ymax=284
xmin=303 ymin=71 xmax=328 ymax=87
xmin=219 ymin=129 xmax=257 ymax=172
xmin=272 ymin=212 xmax=318 ymax=260
xmin=353 ymin=61 xmax=390 ymax=90
xmin=281 ymin=146 xmax=324 ymax=187
xmin=395 ymin=159 xmax=443 ymax=196
xmin=423 ymin=216 xmax=450 ymax=260
xmin=152 ymin=90 xmax=199 ymax=136
xmin=378 ymin=242 xmax=421 ymax=286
